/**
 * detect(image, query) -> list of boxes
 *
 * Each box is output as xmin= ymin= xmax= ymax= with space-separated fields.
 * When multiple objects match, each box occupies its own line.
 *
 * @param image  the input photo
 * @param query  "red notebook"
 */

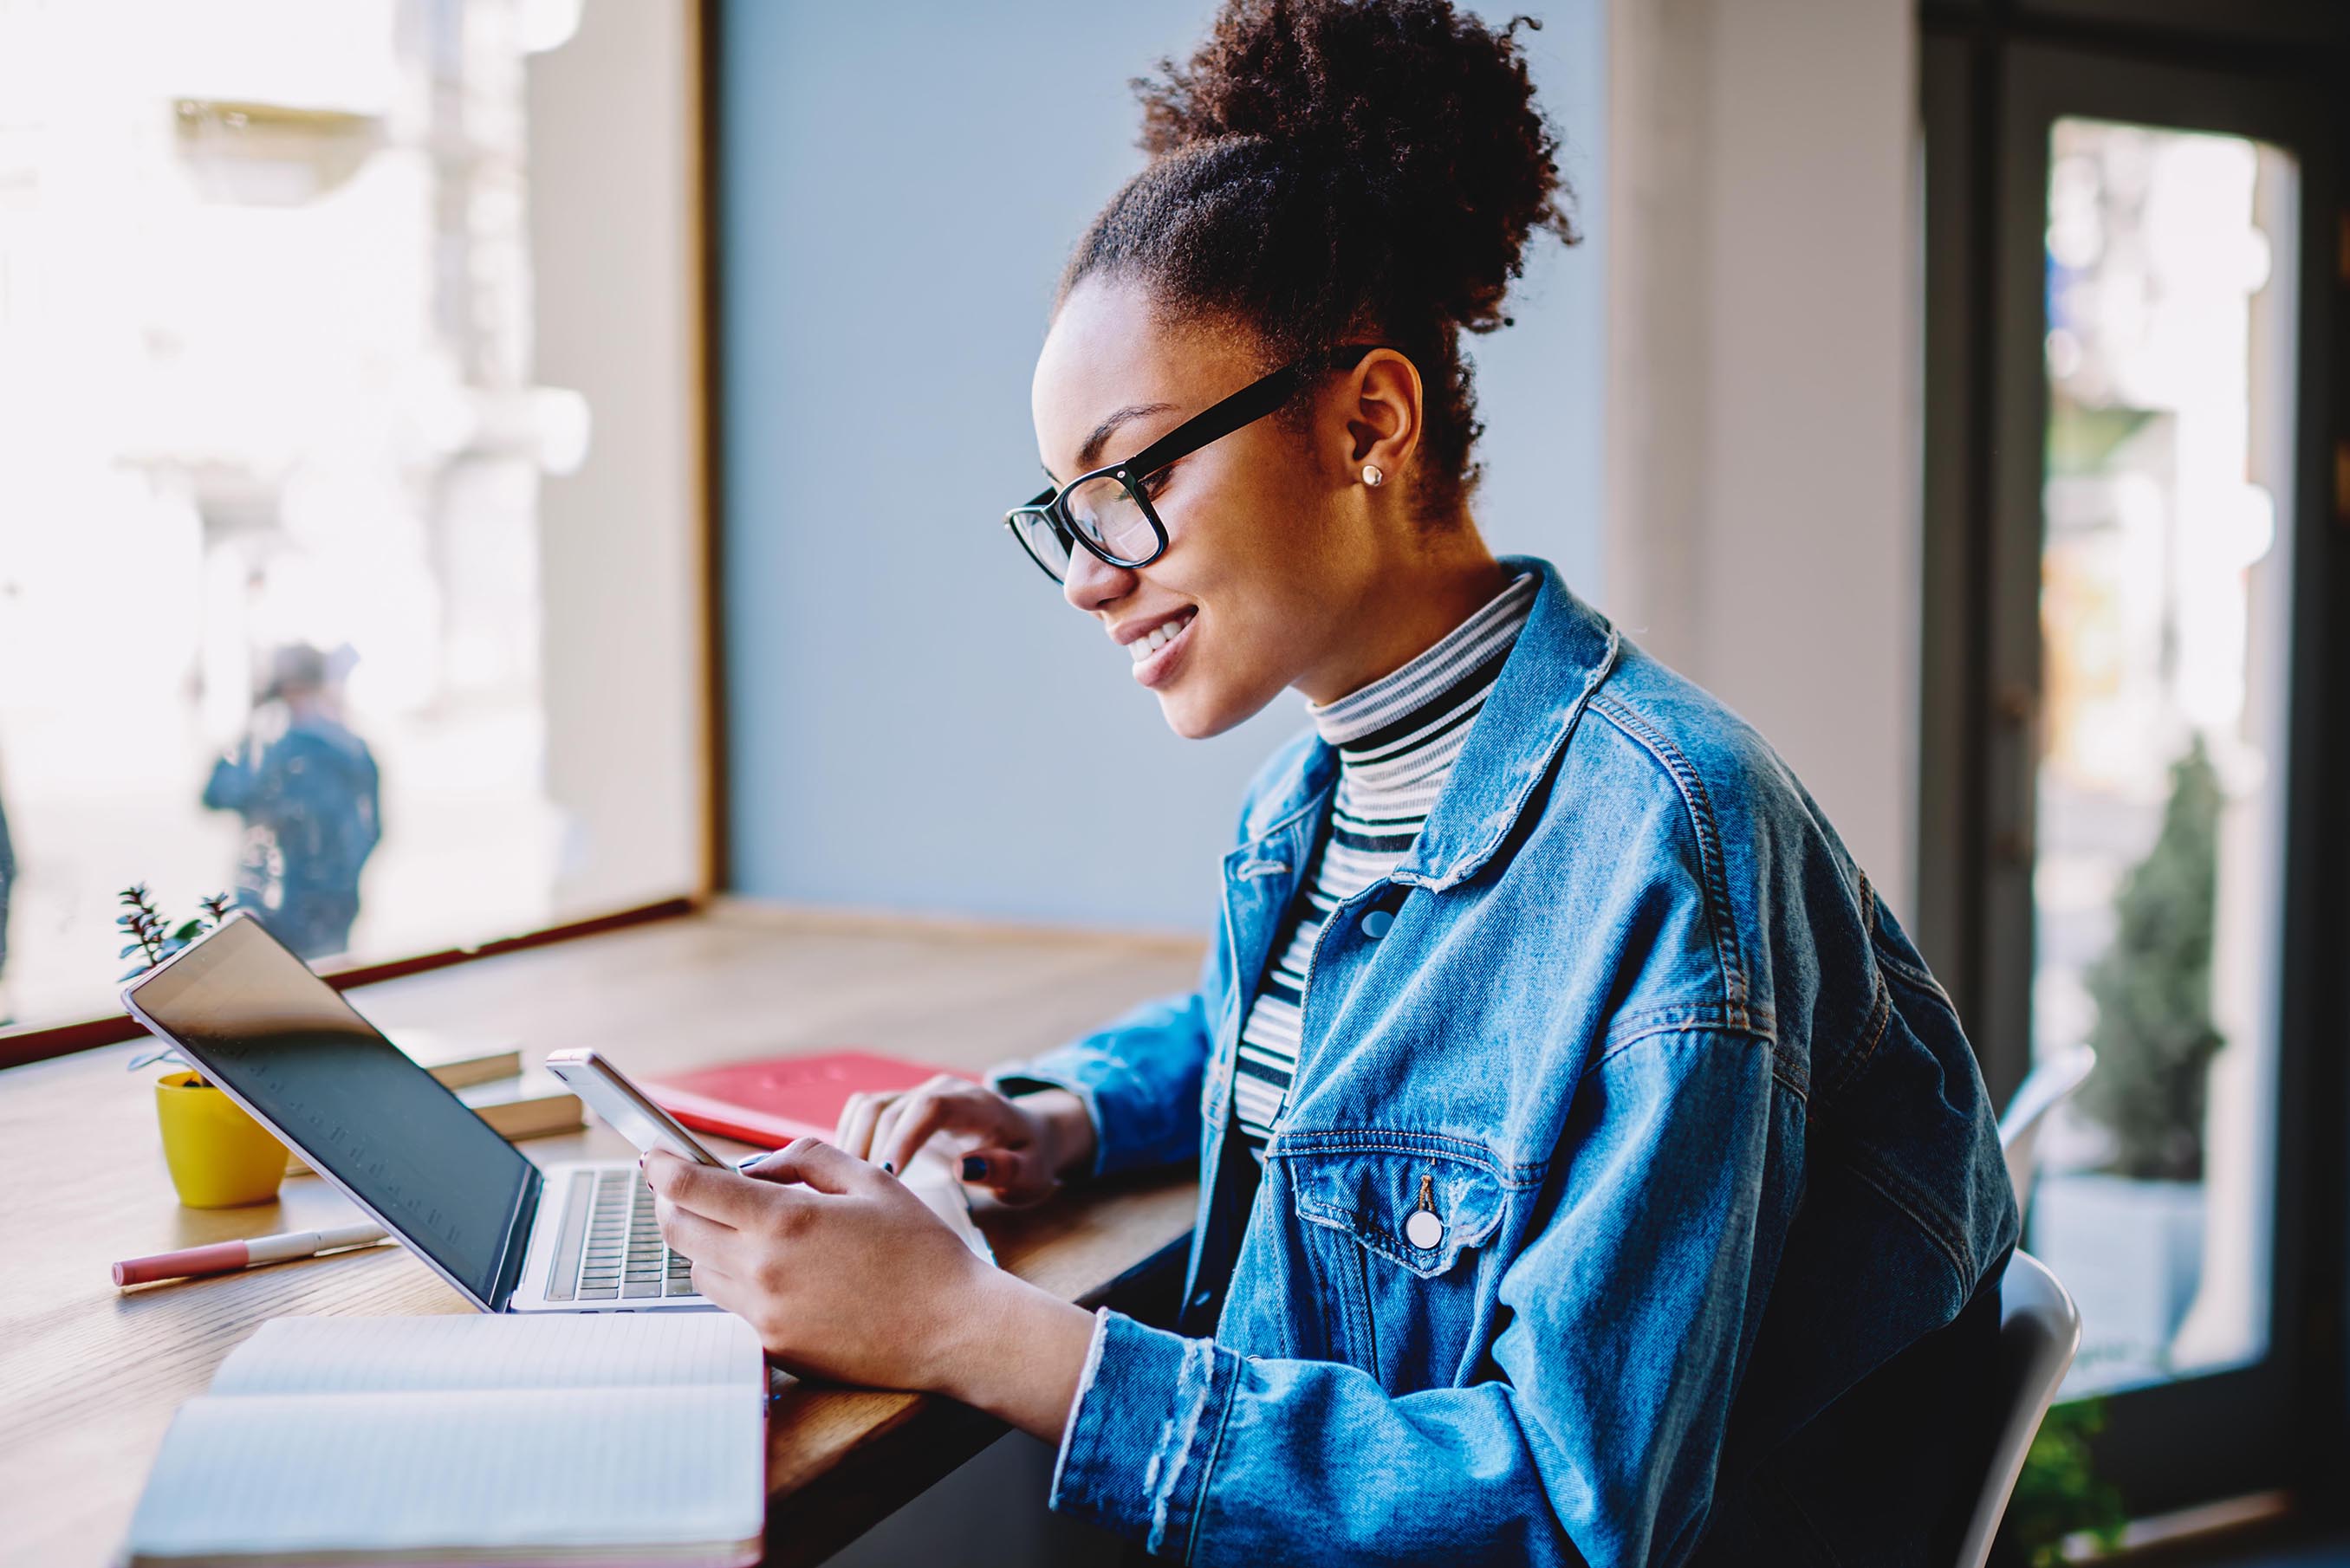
xmin=644 ymin=1051 xmax=971 ymax=1149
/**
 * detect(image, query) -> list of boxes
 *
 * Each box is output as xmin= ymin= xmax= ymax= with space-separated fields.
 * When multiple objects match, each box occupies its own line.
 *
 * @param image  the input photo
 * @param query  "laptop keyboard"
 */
xmin=543 ymin=1168 xmax=698 ymax=1302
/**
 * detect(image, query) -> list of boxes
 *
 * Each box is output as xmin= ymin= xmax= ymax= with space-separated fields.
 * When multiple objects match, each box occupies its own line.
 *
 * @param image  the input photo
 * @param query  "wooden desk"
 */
xmin=0 ymin=901 xmax=1205 ymax=1568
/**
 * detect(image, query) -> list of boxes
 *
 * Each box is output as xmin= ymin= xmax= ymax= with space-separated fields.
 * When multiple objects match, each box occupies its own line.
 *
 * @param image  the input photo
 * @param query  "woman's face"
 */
xmin=1030 ymin=275 xmax=1386 ymax=739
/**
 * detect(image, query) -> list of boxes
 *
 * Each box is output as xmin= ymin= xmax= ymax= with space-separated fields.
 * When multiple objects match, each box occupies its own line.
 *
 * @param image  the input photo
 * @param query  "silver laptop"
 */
xmin=122 ymin=910 xmax=713 ymax=1314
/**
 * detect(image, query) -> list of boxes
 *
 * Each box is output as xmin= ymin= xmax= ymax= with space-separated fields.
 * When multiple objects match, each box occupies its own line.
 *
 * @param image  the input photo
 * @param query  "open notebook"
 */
xmin=124 ymin=1314 xmax=767 ymax=1567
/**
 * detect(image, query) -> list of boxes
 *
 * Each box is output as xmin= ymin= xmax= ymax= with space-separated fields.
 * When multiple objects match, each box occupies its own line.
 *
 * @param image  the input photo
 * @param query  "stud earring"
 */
xmin=1361 ymin=463 xmax=1384 ymax=487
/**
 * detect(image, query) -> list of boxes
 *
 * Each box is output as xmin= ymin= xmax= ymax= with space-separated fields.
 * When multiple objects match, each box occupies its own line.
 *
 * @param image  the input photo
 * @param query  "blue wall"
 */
xmin=721 ymin=0 xmax=1606 ymax=932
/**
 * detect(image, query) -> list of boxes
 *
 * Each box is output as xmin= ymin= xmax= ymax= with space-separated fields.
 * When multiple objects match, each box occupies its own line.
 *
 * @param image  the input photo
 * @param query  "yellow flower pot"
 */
xmin=155 ymin=1071 xmax=286 ymax=1208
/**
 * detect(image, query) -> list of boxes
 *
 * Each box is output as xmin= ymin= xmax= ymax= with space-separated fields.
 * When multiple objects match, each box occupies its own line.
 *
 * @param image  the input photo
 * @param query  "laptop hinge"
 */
xmin=487 ymin=1164 xmax=542 ymax=1312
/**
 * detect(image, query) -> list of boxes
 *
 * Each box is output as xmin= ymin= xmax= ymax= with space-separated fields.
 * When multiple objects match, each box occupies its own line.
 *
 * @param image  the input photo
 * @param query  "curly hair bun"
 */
xmin=1062 ymin=0 xmax=1577 ymax=523
xmin=1137 ymin=0 xmax=1574 ymax=336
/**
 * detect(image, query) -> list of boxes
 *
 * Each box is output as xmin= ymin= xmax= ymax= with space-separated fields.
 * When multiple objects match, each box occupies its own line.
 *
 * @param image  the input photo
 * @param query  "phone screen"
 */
xmin=547 ymin=1055 xmax=726 ymax=1167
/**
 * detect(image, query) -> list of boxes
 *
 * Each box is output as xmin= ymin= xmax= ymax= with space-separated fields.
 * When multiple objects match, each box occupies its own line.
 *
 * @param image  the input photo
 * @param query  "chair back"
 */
xmin=1996 ymin=1045 xmax=2097 ymax=1212
xmin=1951 ymin=1250 xmax=2082 ymax=1568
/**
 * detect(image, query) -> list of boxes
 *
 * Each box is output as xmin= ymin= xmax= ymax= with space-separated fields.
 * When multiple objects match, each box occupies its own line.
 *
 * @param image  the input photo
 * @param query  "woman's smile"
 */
xmin=1121 ymin=606 xmax=1198 ymax=688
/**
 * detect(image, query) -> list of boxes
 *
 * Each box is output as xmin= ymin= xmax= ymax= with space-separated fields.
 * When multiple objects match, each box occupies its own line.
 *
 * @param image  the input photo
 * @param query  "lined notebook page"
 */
xmin=125 ymin=1315 xmax=766 ymax=1565
xmin=125 ymin=1386 xmax=763 ymax=1558
xmin=211 ymin=1312 xmax=761 ymax=1396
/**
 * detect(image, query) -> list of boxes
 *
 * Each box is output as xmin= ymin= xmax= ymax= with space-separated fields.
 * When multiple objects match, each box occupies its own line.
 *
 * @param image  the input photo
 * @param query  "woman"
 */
xmin=650 ymin=3 xmax=2018 ymax=1562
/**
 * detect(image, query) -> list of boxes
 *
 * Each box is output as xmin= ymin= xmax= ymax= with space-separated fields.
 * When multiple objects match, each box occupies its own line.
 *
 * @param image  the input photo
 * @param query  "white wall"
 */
xmin=1604 ymin=0 xmax=1922 ymax=920
xmin=528 ymin=0 xmax=708 ymax=913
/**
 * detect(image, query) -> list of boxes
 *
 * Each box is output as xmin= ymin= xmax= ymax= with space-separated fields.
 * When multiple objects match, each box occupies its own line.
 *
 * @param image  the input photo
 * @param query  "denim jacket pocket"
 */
xmin=1278 ymin=1137 xmax=1511 ymax=1387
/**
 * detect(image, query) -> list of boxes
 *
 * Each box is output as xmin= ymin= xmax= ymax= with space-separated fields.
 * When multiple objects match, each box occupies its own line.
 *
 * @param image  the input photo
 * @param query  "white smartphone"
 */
xmin=543 ymin=1048 xmax=732 ymax=1170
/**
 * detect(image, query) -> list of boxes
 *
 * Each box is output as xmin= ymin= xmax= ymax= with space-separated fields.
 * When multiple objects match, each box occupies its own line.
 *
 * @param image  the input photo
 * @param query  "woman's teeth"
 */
xmin=1130 ymin=610 xmax=1197 ymax=663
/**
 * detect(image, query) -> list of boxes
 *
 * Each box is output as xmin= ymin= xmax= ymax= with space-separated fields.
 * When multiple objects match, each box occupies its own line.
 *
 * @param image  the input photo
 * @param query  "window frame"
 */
xmin=0 ymin=0 xmax=730 ymax=1072
xmin=1918 ymin=3 xmax=2350 ymax=1522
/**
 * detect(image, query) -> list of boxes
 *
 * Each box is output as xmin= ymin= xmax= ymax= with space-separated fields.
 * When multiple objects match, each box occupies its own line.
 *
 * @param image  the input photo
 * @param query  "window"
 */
xmin=1920 ymin=19 xmax=2347 ymax=1513
xmin=2029 ymin=116 xmax=2295 ymax=1396
xmin=0 ymin=0 xmax=706 ymax=1039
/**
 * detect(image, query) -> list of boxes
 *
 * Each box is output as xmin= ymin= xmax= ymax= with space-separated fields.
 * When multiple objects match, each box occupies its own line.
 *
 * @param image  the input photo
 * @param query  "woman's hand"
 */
xmin=647 ymin=1139 xmax=993 ymax=1390
xmin=646 ymin=1138 xmax=1099 ymax=1441
xmin=833 ymin=1077 xmax=1094 ymax=1206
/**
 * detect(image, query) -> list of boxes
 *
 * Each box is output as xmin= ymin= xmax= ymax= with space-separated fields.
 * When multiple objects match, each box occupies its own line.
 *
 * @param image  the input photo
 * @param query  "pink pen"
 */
xmin=112 ymin=1222 xmax=390 ymax=1287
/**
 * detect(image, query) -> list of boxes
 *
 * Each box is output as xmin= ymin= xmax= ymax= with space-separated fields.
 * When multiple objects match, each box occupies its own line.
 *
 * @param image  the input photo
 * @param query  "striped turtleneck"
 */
xmin=1230 ymin=567 xmax=1539 ymax=1155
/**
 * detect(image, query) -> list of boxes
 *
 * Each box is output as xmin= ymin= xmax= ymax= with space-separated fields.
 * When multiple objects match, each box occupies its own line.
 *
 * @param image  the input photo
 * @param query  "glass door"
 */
xmin=1925 ymin=33 xmax=2345 ymax=1516
xmin=2024 ymin=112 xmax=2297 ymax=1402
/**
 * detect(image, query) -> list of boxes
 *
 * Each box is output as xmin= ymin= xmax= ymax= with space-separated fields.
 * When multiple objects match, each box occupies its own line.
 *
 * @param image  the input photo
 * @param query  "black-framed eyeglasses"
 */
xmin=1003 ymin=343 xmax=1393 ymax=584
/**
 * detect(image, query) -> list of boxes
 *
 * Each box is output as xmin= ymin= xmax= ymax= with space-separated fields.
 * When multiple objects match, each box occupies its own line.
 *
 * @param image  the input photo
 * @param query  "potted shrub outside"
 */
xmin=2063 ymin=737 xmax=2227 ymax=1368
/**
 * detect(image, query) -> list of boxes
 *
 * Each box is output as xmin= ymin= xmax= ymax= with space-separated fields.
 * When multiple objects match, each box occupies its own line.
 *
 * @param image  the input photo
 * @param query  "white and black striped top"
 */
xmin=1231 ymin=567 xmax=1539 ymax=1156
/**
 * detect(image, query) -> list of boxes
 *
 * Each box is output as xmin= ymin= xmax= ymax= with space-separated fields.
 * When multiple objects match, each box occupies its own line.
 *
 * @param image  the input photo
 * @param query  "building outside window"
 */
xmin=0 ymin=0 xmax=701 ymax=1034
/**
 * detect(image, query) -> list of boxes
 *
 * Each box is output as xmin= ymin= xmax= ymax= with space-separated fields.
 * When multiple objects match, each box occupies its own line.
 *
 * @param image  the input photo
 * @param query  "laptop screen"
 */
xmin=127 ymin=913 xmax=534 ymax=1306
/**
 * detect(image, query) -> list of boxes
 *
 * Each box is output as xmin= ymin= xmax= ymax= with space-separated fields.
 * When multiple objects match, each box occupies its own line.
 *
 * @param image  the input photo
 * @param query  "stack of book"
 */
xmin=282 ymin=1030 xmax=583 ymax=1177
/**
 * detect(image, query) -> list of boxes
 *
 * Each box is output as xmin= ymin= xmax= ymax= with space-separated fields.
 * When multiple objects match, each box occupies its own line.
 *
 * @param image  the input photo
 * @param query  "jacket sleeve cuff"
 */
xmin=986 ymin=1054 xmax=1113 ymax=1180
xmin=983 ymin=988 xmax=1208 ymax=1178
xmin=1047 ymin=1309 xmax=1240 ymax=1559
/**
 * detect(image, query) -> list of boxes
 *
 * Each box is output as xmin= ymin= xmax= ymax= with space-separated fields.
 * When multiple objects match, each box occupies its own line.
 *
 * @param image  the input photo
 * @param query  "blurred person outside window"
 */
xmin=202 ymin=644 xmax=381 ymax=962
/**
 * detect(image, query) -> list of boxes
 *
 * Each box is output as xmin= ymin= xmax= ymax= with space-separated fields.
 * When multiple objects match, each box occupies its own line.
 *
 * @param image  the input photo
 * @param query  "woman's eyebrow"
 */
xmin=1077 ymin=401 xmax=1178 ymax=470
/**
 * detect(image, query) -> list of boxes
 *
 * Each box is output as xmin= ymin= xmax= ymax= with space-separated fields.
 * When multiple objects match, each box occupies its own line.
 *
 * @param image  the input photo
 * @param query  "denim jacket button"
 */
xmin=1360 ymin=908 xmax=1394 ymax=939
xmin=1405 ymin=1209 xmax=1444 ymax=1250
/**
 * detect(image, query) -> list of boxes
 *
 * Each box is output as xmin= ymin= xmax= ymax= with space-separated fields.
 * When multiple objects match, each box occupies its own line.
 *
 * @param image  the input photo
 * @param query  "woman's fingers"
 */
xmin=737 ymin=1147 xmax=799 ymax=1180
xmin=956 ymin=1144 xmax=1054 ymax=1206
xmin=648 ymin=1126 xmax=1004 ymax=1388
xmin=687 ymin=1257 xmax=733 ymax=1300
xmin=744 ymin=1135 xmax=883 ymax=1196
xmin=653 ymin=1193 xmax=742 ymax=1269
xmin=867 ymin=1096 xmax=910 ymax=1172
xmin=873 ymin=1078 xmax=986 ymax=1178
xmin=685 ymin=1256 xmax=751 ymax=1321
xmin=868 ymin=1075 xmax=955 ymax=1172
xmin=646 ymin=1150 xmax=799 ymax=1227
xmin=835 ymin=1091 xmax=897 ymax=1160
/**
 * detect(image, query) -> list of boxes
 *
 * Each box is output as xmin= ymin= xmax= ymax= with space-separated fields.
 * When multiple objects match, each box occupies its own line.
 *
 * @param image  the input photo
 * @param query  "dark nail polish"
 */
xmin=961 ymin=1155 xmax=987 ymax=1181
xmin=880 ymin=1160 xmax=895 ymax=1175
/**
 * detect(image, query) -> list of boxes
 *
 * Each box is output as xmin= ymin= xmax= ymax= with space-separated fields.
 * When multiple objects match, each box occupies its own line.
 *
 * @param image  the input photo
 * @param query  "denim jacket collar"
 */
xmin=1230 ymin=554 xmax=1621 ymax=892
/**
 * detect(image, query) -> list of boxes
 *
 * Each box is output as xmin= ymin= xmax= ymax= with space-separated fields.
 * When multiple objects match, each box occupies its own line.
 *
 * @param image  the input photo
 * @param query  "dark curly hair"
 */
xmin=1059 ymin=0 xmax=1578 ymax=528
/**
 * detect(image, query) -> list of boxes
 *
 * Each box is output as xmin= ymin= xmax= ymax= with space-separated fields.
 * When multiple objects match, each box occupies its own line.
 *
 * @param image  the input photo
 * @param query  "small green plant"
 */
xmin=118 ymin=883 xmax=232 ymax=981
xmin=2074 ymin=735 xmax=2225 ymax=1182
xmin=119 ymin=884 xmax=234 ymax=1085
xmin=2002 ymin=1396 xmax=2128 ymax=1565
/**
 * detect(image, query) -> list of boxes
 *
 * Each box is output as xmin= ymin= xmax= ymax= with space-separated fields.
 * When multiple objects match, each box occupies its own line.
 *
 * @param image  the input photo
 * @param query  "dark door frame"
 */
xmin=1917 ymin=0 xmax=2349 ymax=1524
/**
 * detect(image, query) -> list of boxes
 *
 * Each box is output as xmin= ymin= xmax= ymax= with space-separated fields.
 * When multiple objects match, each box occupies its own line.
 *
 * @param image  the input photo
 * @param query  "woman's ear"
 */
xmin=1341 ymin=350 xmax=1424 ymax=489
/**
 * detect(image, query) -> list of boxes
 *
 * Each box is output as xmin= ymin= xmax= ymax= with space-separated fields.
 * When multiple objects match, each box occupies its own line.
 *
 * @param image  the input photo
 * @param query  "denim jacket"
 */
xmin=992 ymin=555 xmax=2020 ymax=1567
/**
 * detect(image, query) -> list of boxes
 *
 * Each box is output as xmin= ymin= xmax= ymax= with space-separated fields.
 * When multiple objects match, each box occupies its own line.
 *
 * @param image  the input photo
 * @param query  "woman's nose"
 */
xmin=1061 ymin=543 xmax=1133 ymax=614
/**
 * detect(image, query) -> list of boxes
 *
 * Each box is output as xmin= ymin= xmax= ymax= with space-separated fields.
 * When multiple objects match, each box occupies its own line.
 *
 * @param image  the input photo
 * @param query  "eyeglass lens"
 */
xmin=1064 ymin=474 xmax=1158 ymax=562
xmin=1011 ymin=509 xmax=1074 ymax=580
xmin=1013 ymin=474 xmax=1158 ymax=581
